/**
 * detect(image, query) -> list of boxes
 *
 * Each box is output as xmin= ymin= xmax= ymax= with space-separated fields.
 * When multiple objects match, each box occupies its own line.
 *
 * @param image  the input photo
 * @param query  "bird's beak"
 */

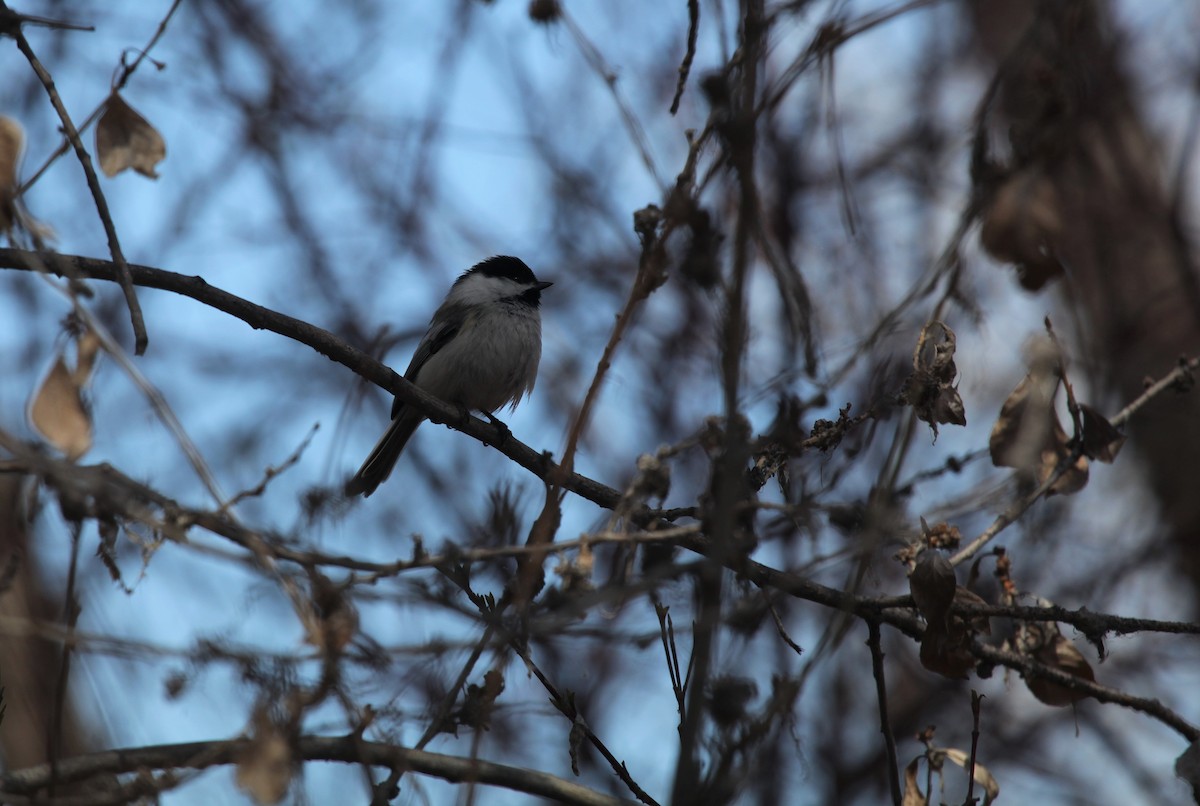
xmin=533 ymin=281 xmax=553 ymax=291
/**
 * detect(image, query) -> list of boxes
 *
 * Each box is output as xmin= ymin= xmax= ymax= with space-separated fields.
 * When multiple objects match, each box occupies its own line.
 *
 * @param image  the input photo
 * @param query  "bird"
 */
xmin=344 ymin=256 xmax=551 ymax=497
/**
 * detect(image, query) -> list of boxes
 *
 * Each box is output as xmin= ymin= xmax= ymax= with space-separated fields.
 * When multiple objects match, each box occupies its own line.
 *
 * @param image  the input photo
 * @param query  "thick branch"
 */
xmin=0 ymin=735 xmax=635 ymax=806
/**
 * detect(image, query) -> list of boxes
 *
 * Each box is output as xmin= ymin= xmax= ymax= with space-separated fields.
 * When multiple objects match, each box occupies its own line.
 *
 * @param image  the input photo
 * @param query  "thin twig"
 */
xmin=5 ymin=7 xmax=149 ymax=353
xmin=866 ymin=621 xmax=902 ymax=806
xmin=654 ymin=601 xmax=687 ymax=731
xmin=670 ymin=0 xmax=700 ymax=115
xmin=965 ymin=691 xmax=983 ymax=806
xmin=47 ymin=524 xmax=82 ymax=798
xmin=448 ymin=573 xmax=661 ymax=806
xmin=219 ymin=423 xmax=319 ymax=513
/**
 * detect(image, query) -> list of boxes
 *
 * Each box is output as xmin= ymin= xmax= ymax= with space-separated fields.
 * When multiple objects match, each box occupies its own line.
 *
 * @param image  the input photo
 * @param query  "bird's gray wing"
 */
xmin=390 ymin=301 xmax=470 ymax=419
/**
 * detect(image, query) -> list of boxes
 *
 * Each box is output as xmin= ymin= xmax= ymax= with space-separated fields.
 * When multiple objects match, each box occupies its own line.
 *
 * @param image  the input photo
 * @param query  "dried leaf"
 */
xmin=990 ymin=345 xmax=1089 ymax=495
xmin=1027 ymin=634 xmax=1094 ymax=706
xmin=941 ymin=748 xmax=1000 ymax=805
xmin=1018 ymin=622 xmax=1095 ymax=706
xmin=918 ymin=586 xmax=991 ymax=680
xmin=934 ymin=386 xmax=967 ymax=427
xmin=1078 ymin=402 xmax=1125 ymax=463
xmin=0 ymin=116 xmax=53 ymax=242
xmin=909 ymin=550 xmax=956 ymax=631
xmin=74 ymin=328 xmax=102 ymax=384
xmin=902 ymin=757 xmax=927 ymax=806
xmin=0 ymin=116 xmax=21 ymax=234
xmin=919 ymin=627 xmax=975 ymax=680
xmin=902 ymin=322 xmax=967 ymax=437
xmin=979 ymin=168 xmax=1064 ymax=290
xmin=305 ymin=574 xmax=359 ymax=653
xmin=451 ymin=669 xmax=505 ymax=733
xmin=235 ymin=715 xmax=293 ymax=805
xmin=29 ymin=356 xmax=92 ymax=460
xmin=990 ymin=375 xmax=1053 ymax=471
xmin=1176 ymin=741 xmax=1200 ymax=801
xmin=96 ymin=92 xmax=166 ymax=179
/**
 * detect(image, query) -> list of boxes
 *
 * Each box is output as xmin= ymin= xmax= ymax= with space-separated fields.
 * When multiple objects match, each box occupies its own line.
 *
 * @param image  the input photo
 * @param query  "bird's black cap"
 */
xmin=464 ymin=255 xmax=539 ymax=285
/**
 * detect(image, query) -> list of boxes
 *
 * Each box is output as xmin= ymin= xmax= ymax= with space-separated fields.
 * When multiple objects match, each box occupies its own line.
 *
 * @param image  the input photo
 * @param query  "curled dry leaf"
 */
xmin=1078 ymin=402 xmax=1125 ymax=463
xmin=989 ymin=343 xmax=1089 ymax=495
xmin=902 ymin=321 xmax=967 ymax=439
xmin=452 ymin=669 xmax=505 ymax=733
xmin=96 ymin=92 xmax=167 ymax=179
xmin=940 ymin=748 xmax=1000 ymax=805
xmin=909 ymin=550 xmax=956 ymax=631
xmin=902 ymin=757 xmax=927 ymax=806
xmin=979 ymin=168 xmax=1064 ymax=290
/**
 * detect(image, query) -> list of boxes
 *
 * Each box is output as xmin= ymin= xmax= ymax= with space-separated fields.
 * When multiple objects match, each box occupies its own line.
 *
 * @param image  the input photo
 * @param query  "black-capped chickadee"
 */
xmin=345 ymin=256 xmax=552 ymax=497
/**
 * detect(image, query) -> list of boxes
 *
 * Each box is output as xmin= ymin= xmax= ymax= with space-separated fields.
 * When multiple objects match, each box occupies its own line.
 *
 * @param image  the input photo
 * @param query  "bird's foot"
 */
xmin=484 ymin=412 xmax=512 ymax=445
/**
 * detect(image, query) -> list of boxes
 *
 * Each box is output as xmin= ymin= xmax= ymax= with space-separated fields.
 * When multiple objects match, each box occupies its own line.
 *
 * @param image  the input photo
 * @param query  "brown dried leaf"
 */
xmin=909 ymin=550 xmax=956 ymax=631
xmin=0 ymin=116 xmax=21 ymax=234
xmin=979 ymin=168 xmax=1064 ymax=290
xmin=1078 ymin=402 xmax=1125 ymax=463
xmin=1017 ymin=622 xmax=1095 ymax=706
xmin=901 ymin=757 xmax=927 ymax=806
xmin=990 ymin=374 xmax=1053 ymax=471
xmin=305 ymin=574 xmax=359 ymax=653
xmin=989 ymin=349 xmax=1089 ymax=494
xmin=1026 ymin=634 xmax=1095 ymax=706
xmin=903 ymin=322 xmax=967 ymax=437
xmin=74 ymin=328 xmax=102 ymax=384
xmin=0 ymin=117 xmax=53 ymax=242
xmin=919 ymin=627 xmax=975 ymax=680
xmin=918 ymin=585 xmax=993 ymax=681
xmin=454 ymin=669 xmax=505 ymax=732
xmin=235 ymin=717 xmax=293 ymax=805
xmin=29 ymin=355 xmax=92 ymax=460
xmin=96 ymin=92 xmax=166 ymax=179
xmin=941 ymin=748 xmax=1000 ymax=804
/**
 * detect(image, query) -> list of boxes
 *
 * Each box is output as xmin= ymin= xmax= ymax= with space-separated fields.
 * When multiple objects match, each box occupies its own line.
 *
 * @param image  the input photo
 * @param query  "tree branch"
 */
xmin=0 ymin=735 xmax=636 ymax=806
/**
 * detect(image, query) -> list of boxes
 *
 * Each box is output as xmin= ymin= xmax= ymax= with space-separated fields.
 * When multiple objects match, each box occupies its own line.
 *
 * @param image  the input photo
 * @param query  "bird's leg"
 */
xmin=455 ymin=404 xmax=472 ymax=430
xmin=483 ymin=411 xmax=511 ymax=445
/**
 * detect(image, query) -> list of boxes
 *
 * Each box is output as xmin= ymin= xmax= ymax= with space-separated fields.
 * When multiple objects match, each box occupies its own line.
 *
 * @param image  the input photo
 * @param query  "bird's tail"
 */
xmin=344 ymin=412 xmax=424 ymax=497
